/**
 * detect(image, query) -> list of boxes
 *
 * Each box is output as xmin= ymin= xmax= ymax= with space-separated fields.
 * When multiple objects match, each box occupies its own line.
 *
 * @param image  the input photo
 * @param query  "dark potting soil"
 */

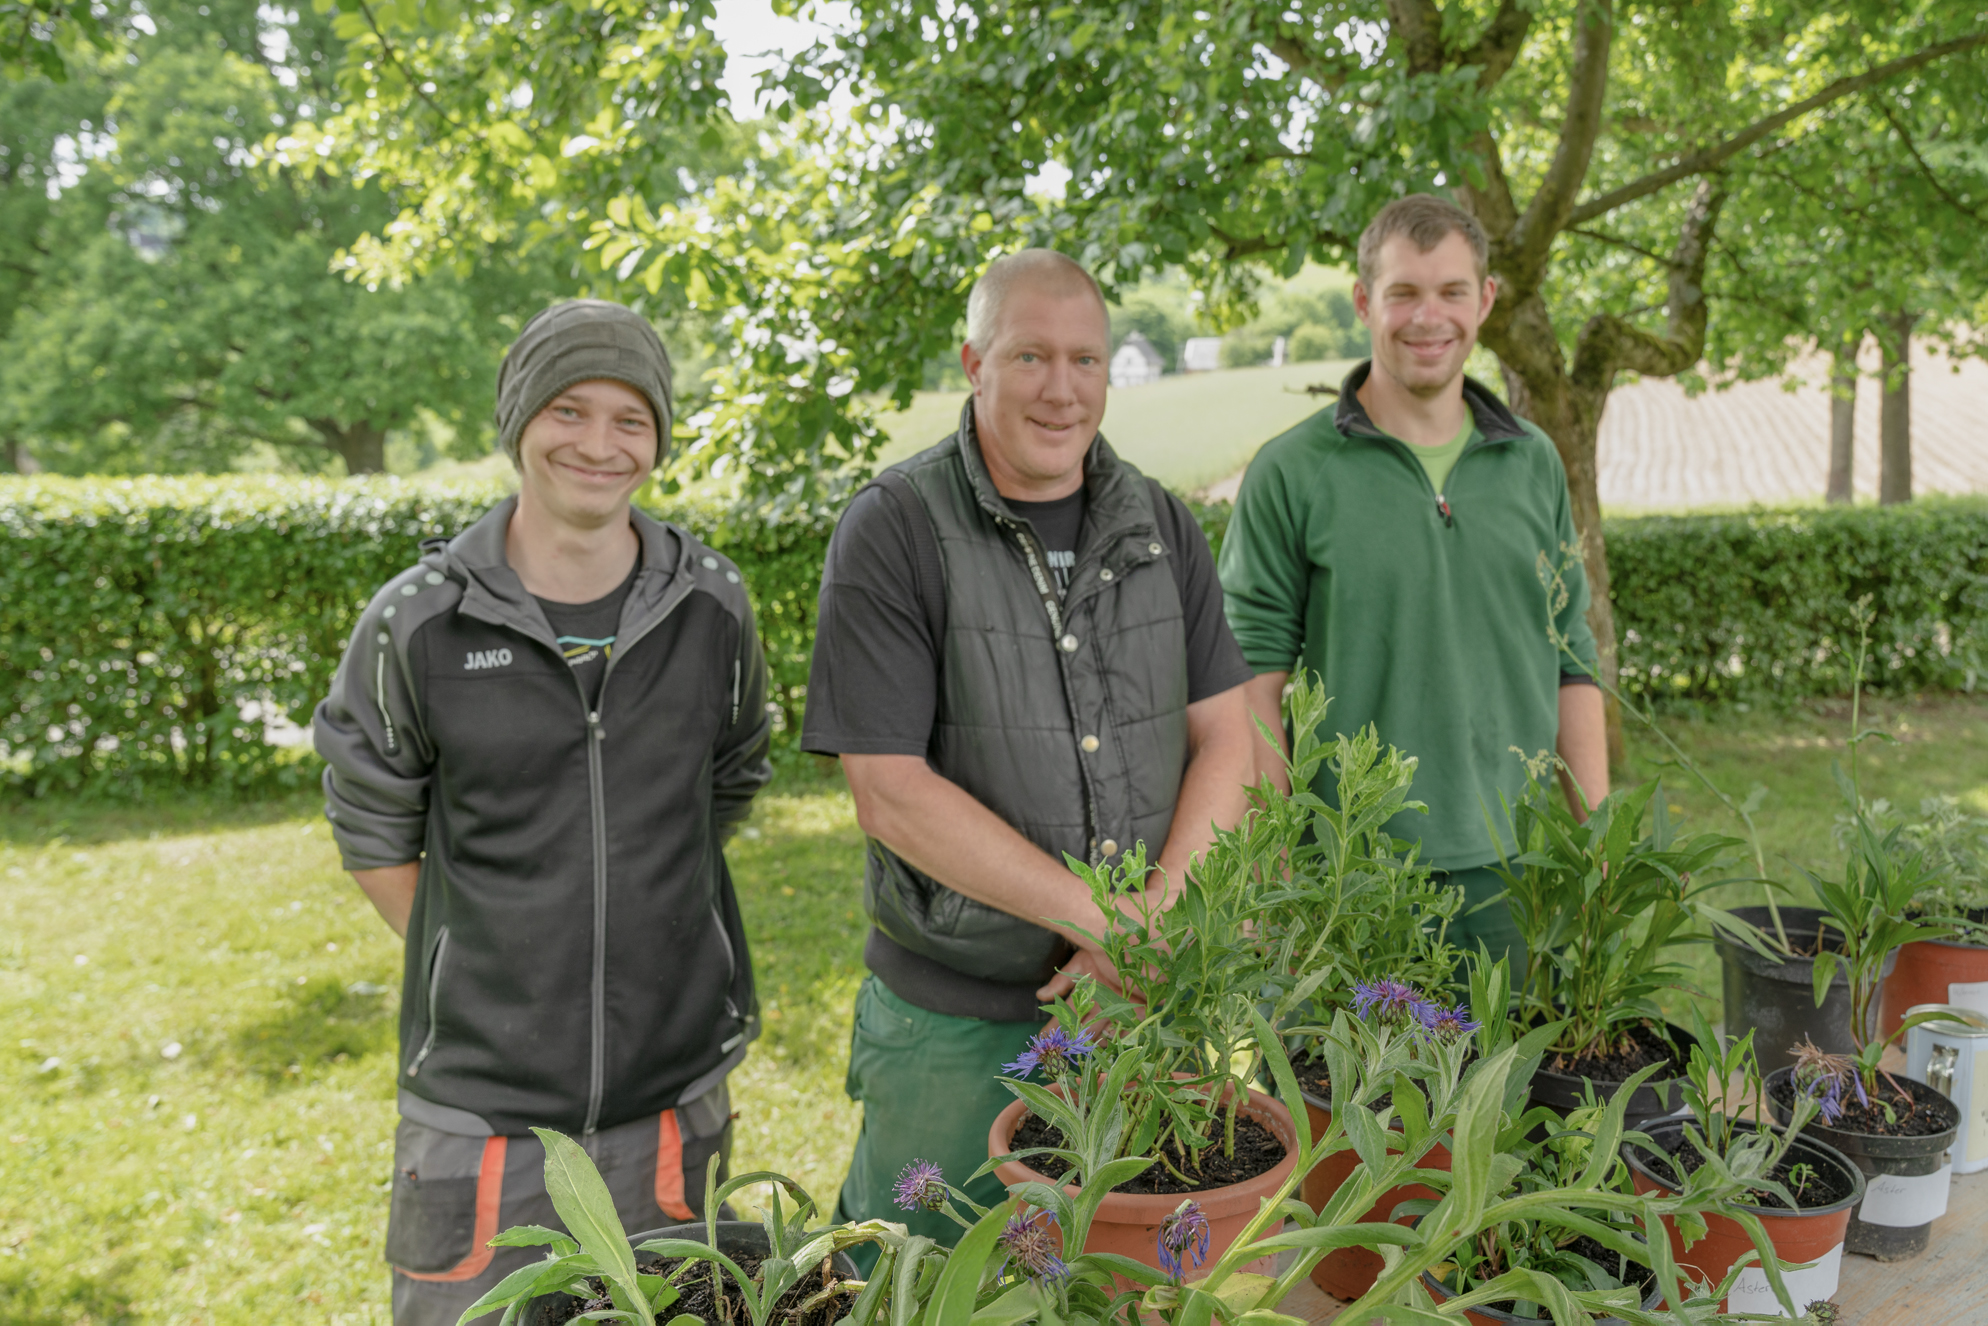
xmin=1641 ymin=1133 xmax=1856 ymax=1211
xmin=1545 ymin=1021 xmax=1679 ymax=1083
xmin=1460 ymin=1233 xmax=1655 ymax=1315
xmin=1767 ymin=1074 xmax=1957 ymax=1139
xmin=545 ymin=1248 xmax=849 ymax=1326
xmin=1009 ymin=1110 xmax=1286 ymax=1195
xmin=1292 ymin=1051 xmax=1391 ymax=1111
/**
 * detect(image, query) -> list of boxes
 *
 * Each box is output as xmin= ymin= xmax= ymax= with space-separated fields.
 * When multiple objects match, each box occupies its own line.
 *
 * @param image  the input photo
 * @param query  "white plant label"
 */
xmin=1727 ymin=1243 xmax=1842 ymax=1318
xmin=1857 ymin=1162 xmax=1952 ymax=1227
xmin=1950 ymin=979 xmax=1988 ymax=1018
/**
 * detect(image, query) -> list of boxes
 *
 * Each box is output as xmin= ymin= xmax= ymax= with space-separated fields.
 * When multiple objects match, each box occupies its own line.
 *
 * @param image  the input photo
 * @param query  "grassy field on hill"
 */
xmin=5 ymin=693 xmax=1986 ymax=1322
xmin=872 ymin=359 xmax=1357 ymax=491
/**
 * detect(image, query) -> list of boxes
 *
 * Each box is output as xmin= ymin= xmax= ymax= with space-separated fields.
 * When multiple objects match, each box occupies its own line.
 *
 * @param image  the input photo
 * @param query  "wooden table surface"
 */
xmin=1281 ymin=1168 xmax=1987 ymax=1325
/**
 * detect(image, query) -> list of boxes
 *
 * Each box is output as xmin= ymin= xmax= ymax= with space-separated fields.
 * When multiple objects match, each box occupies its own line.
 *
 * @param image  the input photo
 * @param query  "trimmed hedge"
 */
xmin=3 ymin=477 xmax=1984 ymax=795
xmin=1606 ymin=498 xmax=1988 ymax=701
xmin=0 ymin=477 xmax=832 ymax=794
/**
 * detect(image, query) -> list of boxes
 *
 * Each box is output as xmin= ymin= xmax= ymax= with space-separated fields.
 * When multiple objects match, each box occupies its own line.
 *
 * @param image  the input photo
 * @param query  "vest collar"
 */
xmin=1332 ymin=359 xmax=1530 ymax=444
xmin=951 ymin=400 xmax=1157 ymax=544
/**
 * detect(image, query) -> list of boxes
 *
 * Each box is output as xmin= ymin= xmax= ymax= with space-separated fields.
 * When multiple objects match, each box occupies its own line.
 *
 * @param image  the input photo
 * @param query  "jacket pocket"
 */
xmin=384 ymin=1124 xmax=508 ymax=1280
xmin=406 ymin=926 xmax=450 ymax=1078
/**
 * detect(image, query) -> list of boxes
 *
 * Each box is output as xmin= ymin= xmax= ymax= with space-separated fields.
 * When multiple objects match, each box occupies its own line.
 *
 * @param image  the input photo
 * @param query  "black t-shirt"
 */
xmin=534 ymin=556 xmax=640 ymax=711
xmin=1006 ymin=488 xmax=1086 ymax=595
xmin=802 ymin=476 xmax=1252 ymax=1020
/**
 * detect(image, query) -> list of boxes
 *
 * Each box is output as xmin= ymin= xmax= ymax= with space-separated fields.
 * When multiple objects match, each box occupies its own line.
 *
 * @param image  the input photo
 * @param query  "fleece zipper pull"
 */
xmin=1436 ymin=494 xmax=1454 ymax=527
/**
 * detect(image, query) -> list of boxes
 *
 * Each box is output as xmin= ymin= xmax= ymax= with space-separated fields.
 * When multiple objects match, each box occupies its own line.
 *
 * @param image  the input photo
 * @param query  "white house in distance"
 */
xmin=1180 ymin=336 xmax=1224 ymax=372
xmin=1111 ymin=331 xmax=1165 ymax=388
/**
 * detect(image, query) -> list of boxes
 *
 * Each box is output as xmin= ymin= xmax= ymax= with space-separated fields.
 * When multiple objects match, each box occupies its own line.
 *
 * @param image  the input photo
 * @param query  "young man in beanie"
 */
xmin=1219 ymin=195 xmax=1608 ymax=970
xmin=314 ymin=300 xmax=772 ymax=1325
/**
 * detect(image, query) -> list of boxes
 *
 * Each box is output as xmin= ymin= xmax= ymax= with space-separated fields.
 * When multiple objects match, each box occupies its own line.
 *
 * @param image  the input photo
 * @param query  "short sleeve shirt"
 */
xmin=802 ymin=480 xmax=1251 ymax=757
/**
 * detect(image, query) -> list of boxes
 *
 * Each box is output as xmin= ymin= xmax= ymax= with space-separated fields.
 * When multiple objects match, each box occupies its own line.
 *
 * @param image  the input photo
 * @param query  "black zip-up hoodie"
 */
xmin=314 ymin=498 xmax=772 ymax=1137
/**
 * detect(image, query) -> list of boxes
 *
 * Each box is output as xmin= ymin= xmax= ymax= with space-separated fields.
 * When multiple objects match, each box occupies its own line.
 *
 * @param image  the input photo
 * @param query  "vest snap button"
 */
xmin=1059 ymin=634 xmax=1079 ymax=652
xmin=1100 ymin=839 xmax=1119 ymax=857
xmin=1148 ymin=542 xmax=1163 ymax=555
xmin=1080 ymin=734 xmax=1099 ymax=753
xmin=1099 ymin=568 xmax=1113 ymax=581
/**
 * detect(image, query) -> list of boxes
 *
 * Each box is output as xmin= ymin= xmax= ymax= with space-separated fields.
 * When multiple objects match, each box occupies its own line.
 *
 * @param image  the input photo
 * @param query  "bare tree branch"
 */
xmin=1385 ymin=0 xmax=1445 ymax=75
xmin=1566 ymin=225 xmax=1673 ymax=267
xmin=1567 ymin=30 xmax=1988 ymax=226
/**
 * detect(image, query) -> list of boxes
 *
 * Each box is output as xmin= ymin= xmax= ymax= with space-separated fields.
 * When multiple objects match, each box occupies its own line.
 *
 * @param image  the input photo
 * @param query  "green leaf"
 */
xmin=533 ymin=1128 xmax=649 ymax=1326
xmin=927 ymin=1200 xmax=1015 ymax=1326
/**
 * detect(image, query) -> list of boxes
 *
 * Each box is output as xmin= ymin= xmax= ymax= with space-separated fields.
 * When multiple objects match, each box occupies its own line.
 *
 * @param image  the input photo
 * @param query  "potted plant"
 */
xmin=1224 ymin=681 xmax=1469 ymax=1298
xmin=1872 ymin=796 xmax=1988 ymax=1037
xmin=1767 ymin=1036 xmax=1959 ymax=1263
xmin=965 ymin=996 xmax=1767 ymax=1326
xmin=1498 ymin=776 xmax=1758 ymax=1126
xmin=452 ymin=1131 xmax=876 ymax=1326
xmin=1623 ymin=1010 xmax=1865 ymax=1317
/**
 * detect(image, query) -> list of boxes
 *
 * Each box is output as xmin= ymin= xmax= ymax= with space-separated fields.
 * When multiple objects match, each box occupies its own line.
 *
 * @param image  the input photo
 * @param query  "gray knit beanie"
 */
xmin=495 ymin=300 xmax=674 ymax=467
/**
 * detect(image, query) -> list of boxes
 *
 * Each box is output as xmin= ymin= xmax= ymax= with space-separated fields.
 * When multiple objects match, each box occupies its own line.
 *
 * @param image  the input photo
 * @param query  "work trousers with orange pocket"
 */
xmin=386 ymin=1082 xmax=732 ymax=1326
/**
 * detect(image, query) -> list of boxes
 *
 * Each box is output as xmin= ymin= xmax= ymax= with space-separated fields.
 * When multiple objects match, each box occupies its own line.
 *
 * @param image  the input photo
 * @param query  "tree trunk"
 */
xmin=311 ymin=418 xmax=388 ymax=475
xmin=4 ymin=438 xmax=42 ymax=473
xmin=1878 ymin=313 xmax=1917 ymax=505
xmin=1482 ymin=291 xmax=1625 ymax=768
xmin=1826 ymin=332 xmax=1858 ymax=504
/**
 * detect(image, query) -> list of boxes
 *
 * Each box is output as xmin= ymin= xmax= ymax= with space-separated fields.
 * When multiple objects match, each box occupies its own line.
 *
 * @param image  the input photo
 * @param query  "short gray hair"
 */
xmin=1356 ymin=194 xmax=1490 ymax=288
xmin=964 ymin=249 xmax=1109 ymax=348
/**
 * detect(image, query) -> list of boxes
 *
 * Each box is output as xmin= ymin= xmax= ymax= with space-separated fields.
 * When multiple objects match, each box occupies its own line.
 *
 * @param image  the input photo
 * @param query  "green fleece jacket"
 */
xmin=1219 ymin=362 xmax=1599 ymax=870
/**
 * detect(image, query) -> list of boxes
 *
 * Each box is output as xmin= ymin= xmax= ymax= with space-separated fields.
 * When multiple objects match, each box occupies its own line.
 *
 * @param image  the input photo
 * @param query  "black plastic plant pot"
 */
xmin=1529 ymin=1022 xmax=1700 ymax=1130
xmin=1716 ymin=906 xmax=1898 ymax=1075
xmin=524 ymin=1220 xmax=861 ymax=1326
xmin=1763 ymin=1067 xmax=1961 ymax=1262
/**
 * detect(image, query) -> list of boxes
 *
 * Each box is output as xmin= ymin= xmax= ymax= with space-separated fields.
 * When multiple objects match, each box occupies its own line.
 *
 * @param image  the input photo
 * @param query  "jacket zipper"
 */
xmin=1368 ymin=429 xmax=1493 ymax=530
xmin=709 ymin=902 xmax=747 ymax=1052
xmin=406 ymin=927 xmax=450 ymax=1077
xmin=572 ymin=582 xmax=693 ymax=1137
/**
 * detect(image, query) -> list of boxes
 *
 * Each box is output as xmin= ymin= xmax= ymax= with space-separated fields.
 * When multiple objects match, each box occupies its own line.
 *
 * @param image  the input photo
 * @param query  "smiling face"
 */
xmin=514 ymin=379 xmax=658 ymax=530
xmin=962 ymin=285 xmax=1110 ymax=501
xmin=1355 ymin=232 xmax=1497 ymax=400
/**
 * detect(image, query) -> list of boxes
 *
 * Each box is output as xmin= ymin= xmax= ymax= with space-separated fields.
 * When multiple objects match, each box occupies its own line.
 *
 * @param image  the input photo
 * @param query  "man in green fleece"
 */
xmin=1218 ymin=193 xmax=1609 ymax=966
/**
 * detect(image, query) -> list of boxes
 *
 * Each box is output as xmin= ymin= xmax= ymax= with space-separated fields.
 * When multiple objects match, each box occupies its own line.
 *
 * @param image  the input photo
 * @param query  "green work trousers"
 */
xmin=834 ymin=976 xmax=1043 ymax=1273
xmin=1440 ymin=863 xmax=1526 ymax=985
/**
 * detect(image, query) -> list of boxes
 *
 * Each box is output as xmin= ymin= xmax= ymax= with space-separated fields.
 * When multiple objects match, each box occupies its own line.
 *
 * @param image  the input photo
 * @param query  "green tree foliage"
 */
xmin=319 ymin=0 xmax=1988 ymax=730
xmin=0 ymin=0 xmax=568 ymax=475
xmin=1220 ymin=275 xmax=1368 ymax=368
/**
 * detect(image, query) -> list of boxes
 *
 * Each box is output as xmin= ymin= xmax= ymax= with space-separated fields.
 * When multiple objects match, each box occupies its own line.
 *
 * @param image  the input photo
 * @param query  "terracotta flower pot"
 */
xmin=1622 ymin=1118 xmax=1864 ymax=1316
xmin=1878 ymin=936 xmax=1988 ymax=1041
xmin=987 ymin=1084 xmax=1299 ymax=1277
xmin=1297 ymin=1086 xmax=1452 ymax=1303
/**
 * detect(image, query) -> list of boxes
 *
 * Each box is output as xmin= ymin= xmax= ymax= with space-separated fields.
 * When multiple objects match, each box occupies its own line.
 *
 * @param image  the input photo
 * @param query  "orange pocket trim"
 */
xmin=397 ymin=1135 xmax=508 ymax=1283
xmin=656 ymin=1109 xmax=694 ymax=1222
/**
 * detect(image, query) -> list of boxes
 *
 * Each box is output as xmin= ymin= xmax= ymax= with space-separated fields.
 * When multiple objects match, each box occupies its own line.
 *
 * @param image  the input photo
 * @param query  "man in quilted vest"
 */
xmin=802 ymin=250 xmax=1256 ymax=1260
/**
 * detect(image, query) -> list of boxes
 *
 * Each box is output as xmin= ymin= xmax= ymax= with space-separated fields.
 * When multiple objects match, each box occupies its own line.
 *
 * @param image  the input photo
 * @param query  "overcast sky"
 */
xmin=708 ymin=0 xmax=849 ymax=114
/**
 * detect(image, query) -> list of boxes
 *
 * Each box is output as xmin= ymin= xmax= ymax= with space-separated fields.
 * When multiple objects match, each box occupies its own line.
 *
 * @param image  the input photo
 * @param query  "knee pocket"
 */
xmin=385 ymin=1122 xmax=505 ymax=1279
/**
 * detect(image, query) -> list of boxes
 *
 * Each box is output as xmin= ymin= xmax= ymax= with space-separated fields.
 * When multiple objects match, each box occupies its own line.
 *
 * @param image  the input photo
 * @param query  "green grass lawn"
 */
xmin=4 ymin=695 xmax=1986 ymax=1322
xmin=871 ymin=360 xmax=1357 ymax=492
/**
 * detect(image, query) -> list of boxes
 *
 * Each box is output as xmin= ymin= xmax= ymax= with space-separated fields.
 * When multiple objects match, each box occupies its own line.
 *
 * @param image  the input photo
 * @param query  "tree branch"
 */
xmin=352 ymin=0 xmax=461 ymax=131
xmin=1385 ymin=0 xmax=1445 ymax=75
xmin=1566 ymin=225 xmax=1673 ymax=267
xmin=1567 ymin=30 xmax=1988 ymax=226
xmin=1876 ymin=96 xmax=1987 ymax=223
xmin=1571 ymin=176 xmax=1726 ymax=390
xmin=1453 ymin=0 xmax=1533 ymax=91
xmin=1504 ymin=0 xmax=1616 ymax=295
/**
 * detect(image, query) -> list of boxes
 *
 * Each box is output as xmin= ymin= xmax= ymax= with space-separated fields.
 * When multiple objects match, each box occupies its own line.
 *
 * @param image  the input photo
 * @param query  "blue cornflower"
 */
xmin=1157 ymin=1200 xmax=1211 ymax=1282
xmin=1002 ymin=1024 xmax=1099 ymax=1079
xmin=998 ymin=1210 xmax=1068 ymax=1283
xmin=1415 ymin=1000 xmax=1483 ymax=1044
xmin=891 ymin=1159 xmax=947 ymax=1213
xmin=1352 ymin=978 xmax=1426 ymax=1024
